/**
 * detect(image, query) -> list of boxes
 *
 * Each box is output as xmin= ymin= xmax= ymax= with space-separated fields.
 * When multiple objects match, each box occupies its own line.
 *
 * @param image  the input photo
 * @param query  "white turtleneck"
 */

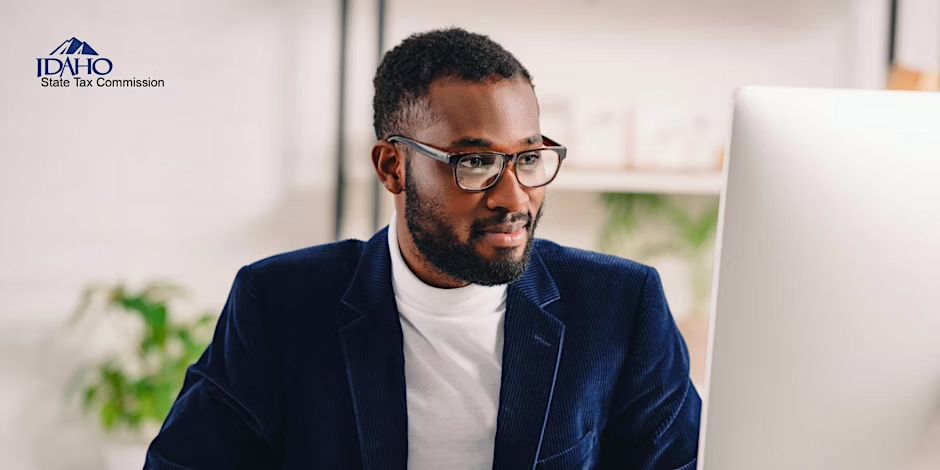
xmin=388 ymin=212 xmax=507 ymax=470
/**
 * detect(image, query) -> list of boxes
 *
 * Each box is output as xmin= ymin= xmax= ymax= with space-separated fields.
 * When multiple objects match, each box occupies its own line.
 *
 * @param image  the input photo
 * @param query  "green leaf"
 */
xmin=153 ymin=382 xmax=174 ymax=420
xmin=150 ymin=305 xmax=168 ymax=347
xmin=100 ymin=401 xmax=118 ymax=430
xmin=136 ymin=385 xmax=157 ymax=422
xmin=82 ymin=386 xmax=98 ymax=410
xmin=102 ymin=364 xmax=127 ymax=392
xmin=127 ymin=411 xmax=142 ymax=429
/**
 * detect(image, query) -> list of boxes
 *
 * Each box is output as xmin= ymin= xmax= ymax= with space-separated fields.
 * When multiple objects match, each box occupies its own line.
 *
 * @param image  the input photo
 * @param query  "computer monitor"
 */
xmin=700 ymin=87 xmax=940 ymax=470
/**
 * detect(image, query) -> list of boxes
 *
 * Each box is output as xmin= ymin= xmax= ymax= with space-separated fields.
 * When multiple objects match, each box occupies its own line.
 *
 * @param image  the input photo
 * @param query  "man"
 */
xmin=146 ymin=28 xmax=700 ymax=470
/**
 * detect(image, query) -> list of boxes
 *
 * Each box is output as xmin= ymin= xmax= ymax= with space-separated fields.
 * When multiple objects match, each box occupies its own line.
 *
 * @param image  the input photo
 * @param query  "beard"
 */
xmin=403 ymin=161 xmax=544 ymax=286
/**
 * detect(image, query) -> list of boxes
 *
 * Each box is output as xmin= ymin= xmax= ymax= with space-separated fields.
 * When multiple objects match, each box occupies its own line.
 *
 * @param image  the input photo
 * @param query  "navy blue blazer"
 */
xmin=146 ymin=228 xmax=701 ymax=470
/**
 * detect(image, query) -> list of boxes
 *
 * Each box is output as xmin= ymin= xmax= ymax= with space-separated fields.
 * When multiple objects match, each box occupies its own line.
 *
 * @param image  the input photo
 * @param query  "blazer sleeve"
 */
xmin=145 ymin=265 xmax=282 ymax=469
xmin=597 ymin=266 xmax=702 ymax=470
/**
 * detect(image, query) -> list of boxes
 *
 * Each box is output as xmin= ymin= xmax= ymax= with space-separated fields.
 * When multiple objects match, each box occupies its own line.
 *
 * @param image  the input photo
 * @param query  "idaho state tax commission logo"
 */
xmin=38 ymin=37 xmax=165 ymax=88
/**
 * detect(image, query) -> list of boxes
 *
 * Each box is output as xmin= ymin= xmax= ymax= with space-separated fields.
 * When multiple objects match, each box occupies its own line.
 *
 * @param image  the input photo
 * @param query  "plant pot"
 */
xmin=101 ymin=441 xmax=150 ymax=470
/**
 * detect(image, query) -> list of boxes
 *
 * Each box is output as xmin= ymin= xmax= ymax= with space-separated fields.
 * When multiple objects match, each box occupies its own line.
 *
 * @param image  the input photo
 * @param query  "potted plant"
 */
xmin=67 ymin=280 xmax=215 ymax=470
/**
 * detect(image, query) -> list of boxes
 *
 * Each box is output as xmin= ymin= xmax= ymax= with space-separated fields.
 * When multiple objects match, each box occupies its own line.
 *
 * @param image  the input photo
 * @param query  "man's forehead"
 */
xmin=419 ymin=77 xmax=540 ymax=151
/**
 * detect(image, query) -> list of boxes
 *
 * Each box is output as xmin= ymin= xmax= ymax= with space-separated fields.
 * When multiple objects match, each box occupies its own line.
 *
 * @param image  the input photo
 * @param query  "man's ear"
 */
xmin=372 ymin=141 xmax=404 ymax=194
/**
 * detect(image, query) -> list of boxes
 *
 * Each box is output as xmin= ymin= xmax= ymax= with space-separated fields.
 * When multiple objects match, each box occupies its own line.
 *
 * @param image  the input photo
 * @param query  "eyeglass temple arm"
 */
xmin=388 ymin=137 xmax=451 ymax=164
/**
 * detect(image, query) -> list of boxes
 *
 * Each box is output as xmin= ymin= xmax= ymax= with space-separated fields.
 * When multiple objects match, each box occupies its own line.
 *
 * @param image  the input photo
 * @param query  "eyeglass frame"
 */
xmin=385 ymin=134 xmax=568 ymax=192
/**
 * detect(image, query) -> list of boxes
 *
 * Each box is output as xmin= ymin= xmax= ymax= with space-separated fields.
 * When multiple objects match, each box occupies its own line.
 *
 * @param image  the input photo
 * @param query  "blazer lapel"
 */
xmin=338 ymin=228 xmax=408 ymax=470
xmin=492 ymin=249 xmax=564 ymax=470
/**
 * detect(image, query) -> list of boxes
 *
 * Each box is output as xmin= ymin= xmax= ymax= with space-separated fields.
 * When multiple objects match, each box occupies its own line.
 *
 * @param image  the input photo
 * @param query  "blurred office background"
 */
xmin=1 ymin=0 xmax=937 ymax=468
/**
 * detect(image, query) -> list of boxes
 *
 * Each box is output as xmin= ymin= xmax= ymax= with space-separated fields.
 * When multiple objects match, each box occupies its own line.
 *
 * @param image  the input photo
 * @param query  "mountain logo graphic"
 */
xmin=37 ymin=36 xmax=112 ymax=78
xmin=50 ymin=37 xmax=99 ymax=55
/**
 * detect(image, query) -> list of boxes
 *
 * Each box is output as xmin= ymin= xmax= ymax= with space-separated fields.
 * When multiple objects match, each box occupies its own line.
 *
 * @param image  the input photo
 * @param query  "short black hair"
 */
xmin=372 ymin=27 xmax=534 ymax=140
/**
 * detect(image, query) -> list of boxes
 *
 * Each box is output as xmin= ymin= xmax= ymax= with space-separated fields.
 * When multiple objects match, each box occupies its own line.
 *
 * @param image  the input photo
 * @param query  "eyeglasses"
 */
xmin=386 ymin=135 xmax=567 ymax=192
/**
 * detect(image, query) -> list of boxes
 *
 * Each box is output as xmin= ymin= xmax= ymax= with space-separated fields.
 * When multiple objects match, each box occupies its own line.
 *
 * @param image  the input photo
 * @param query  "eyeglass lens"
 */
xmin=455 ymin=150 xmax=561 ymax=190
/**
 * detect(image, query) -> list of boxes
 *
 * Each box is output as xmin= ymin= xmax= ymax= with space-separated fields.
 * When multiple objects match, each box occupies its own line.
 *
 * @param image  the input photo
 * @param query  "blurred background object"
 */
xmin=0 ymin=0 xmax=934 ymax=468
xmin=67 ymin=281 xmax=215 ymax=469
xmin=888 ymin=0 xmax=940 ymax=91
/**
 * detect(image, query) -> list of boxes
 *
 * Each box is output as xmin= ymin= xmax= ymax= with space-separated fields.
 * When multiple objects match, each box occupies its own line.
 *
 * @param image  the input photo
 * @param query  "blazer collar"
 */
xmin=339 ymin=226 xmax=398 ymax=327
xmin=338 ymin=228 xmax=565 ymax=470
xmin=338 ymin=227 xmax=408 ymax=470
xmin=493 ymin=247 xmax=565 ymax=470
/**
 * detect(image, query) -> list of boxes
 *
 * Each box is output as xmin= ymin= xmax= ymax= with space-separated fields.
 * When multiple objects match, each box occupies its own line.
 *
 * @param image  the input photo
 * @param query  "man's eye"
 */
xmin=518 ymin=152 xmax=541 ymax=166
xmin=460 ymin=156 xmax=486 ymax=168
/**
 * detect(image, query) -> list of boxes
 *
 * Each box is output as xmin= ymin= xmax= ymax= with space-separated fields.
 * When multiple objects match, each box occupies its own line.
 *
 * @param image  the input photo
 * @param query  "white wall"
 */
xmin=1 ymin=0 xmax=341 ymax=467
xmin=0 ymin=0 xmax=891 ymax=467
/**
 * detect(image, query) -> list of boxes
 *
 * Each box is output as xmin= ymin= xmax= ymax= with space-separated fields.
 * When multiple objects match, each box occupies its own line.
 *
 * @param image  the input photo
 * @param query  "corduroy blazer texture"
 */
xmin=146 ymin=227 xmax=701 ymax=470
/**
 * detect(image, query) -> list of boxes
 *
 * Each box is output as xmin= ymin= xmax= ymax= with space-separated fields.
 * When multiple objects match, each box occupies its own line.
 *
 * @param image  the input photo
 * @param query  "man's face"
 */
xmin=402 ymin=77 xmax=545 ymax=286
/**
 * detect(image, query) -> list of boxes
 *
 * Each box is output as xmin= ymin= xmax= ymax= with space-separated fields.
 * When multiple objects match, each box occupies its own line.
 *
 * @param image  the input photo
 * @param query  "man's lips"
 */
xmin=481 ymin=221 xmax=527 ymax=234
xmin=479 ymin=221 xmax=529 ymax=248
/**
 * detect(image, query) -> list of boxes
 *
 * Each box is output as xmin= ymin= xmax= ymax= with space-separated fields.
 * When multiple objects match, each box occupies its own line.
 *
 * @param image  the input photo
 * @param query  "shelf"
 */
xmin=550 ymin=169 xmax=723 ymax=195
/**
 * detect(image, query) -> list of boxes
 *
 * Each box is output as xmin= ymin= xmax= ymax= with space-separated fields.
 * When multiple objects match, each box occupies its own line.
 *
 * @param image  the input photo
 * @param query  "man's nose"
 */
xmin=485 ymin=163 xmax=529 ymax=213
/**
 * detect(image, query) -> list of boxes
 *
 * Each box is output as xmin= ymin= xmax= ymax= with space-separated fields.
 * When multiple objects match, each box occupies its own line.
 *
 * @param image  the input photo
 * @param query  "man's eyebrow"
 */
xmin=521 ymin=134 xmax=542 ymax=146
xmin=449 ymin=137 xmax=492 ymax=148
xmin=449 ymin=134 xmax=543 ymax=149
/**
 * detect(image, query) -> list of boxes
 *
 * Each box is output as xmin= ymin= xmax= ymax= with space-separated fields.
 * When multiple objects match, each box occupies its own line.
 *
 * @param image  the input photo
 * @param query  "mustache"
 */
xmin=470 ymin=211 xmax=532 ymax=236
